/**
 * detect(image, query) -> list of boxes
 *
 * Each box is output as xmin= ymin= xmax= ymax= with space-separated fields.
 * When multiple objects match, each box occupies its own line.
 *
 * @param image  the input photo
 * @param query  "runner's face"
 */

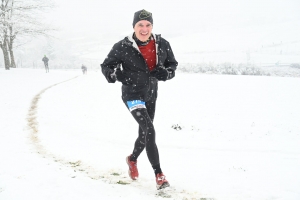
xmin=134 ymin=20 xmax=153 ymax=42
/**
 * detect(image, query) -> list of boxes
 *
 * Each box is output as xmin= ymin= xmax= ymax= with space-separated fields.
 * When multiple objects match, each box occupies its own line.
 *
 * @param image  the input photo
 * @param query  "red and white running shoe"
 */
xmin=156 ymin=173 xmax=170 ymax=190
xmin=126 ymin=155 xmax=139 ymax=180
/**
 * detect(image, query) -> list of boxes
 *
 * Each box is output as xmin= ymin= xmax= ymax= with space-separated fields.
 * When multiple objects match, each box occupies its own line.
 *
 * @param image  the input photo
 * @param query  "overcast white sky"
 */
xmin=47 ymin=0 xmax=300 ymax=39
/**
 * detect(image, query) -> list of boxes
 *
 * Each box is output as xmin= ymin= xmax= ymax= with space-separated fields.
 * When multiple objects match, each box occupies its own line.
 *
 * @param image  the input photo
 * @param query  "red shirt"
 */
xmin=138 ymin=39 xmax=156 ymax=71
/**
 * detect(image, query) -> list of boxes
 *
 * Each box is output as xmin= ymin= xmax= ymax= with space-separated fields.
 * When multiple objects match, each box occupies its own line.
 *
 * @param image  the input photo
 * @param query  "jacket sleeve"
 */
xmin=164 ymin=42 xmax=178 ymax=80
xmin=100 ymin=43 xmax=122 ymax=83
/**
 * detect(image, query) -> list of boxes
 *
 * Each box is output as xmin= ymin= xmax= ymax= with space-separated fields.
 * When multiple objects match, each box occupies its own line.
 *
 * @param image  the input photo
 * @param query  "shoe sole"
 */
xmin=157 ymin=182 xmax=170 ymax=190
xmin=126 ymin=157 xmax=138 ymax=180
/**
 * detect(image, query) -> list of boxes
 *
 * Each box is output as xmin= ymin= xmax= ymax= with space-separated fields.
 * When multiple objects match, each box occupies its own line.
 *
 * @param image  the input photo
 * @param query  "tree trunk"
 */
xmin=8 ymin=38 xmax=16 ymax=68
xmin=0 ymin=35 xmax=11 ymax=70
xmin=8 ymin=26 xmax=16 ymax=68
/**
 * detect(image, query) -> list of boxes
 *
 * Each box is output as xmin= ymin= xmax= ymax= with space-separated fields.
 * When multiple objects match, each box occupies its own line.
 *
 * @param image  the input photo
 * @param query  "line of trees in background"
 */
xmin=178 ymin=62 xmax=300 ymax=77
xmin=0 ymin=0 xmax=53 ymax=70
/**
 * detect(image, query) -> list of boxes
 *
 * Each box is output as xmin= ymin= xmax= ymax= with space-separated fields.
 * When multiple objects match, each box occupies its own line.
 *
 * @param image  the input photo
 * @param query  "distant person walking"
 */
xmin=81 ymin=64 xmax=87 ymax=75
xmin=42 ymin=55 xmax=49 ymax=73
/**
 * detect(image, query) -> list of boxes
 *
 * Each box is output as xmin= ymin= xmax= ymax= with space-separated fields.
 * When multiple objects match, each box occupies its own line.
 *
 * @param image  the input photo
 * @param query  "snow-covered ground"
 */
xmin=1 ymin=68 xmax=300 ymax=200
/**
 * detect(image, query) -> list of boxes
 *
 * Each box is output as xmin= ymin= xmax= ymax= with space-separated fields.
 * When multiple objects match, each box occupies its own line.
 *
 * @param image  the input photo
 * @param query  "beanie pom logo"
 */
xmin=139 ymin=9 xmax=152 ymax=20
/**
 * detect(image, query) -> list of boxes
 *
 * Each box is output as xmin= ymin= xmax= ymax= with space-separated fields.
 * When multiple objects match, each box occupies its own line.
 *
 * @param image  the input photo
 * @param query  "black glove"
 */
xmin=115 ymin=68 xmax=132 ymax=85
xmin=151 ymin=67 xmax=174 ymax=81
xmin=104 ymin=68 xmax=116 ymax=83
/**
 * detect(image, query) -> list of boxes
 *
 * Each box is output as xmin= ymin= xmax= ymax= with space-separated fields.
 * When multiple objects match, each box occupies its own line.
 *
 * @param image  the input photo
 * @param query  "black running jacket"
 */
xmin=101 ymin=33 xmax=178 ymax=102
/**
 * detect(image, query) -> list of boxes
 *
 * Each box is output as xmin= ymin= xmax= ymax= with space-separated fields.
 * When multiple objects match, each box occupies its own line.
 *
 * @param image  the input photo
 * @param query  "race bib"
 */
xmin=127 ymin=100 xmax=146 ymax=112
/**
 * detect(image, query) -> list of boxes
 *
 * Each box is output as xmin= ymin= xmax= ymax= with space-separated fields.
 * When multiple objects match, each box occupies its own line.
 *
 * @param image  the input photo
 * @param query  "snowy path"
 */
xmin=26 ymin=71 xmax=209 ymax=199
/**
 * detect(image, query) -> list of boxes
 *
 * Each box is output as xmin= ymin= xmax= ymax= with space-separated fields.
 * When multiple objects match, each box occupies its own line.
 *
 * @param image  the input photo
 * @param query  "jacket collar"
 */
xmin=125 ymin=33 xmax=161 ymax=65
xmin=126 ymin=33 xmax=159 ymax=50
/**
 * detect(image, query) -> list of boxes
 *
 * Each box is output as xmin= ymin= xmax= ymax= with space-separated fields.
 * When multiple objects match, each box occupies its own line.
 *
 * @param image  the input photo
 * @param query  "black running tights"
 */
xmin=129 ymin=100 xmax=160 ymax=167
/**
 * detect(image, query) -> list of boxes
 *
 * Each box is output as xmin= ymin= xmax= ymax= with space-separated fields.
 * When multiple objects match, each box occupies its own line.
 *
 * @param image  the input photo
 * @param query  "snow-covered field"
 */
xmin=0 ymin=68 xmax=299 ymax=200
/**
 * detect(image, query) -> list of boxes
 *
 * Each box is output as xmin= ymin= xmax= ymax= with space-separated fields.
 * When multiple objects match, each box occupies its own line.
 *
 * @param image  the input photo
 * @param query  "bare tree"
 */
xmin=0 ymin=0 xmax=11 ymax=70
xmin=1 ymin=0 xmax=54 ymax=70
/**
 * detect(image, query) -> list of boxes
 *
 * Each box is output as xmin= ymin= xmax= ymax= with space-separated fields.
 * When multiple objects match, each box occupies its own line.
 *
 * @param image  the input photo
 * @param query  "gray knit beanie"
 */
xmin=132 ymin=9 xmax=153 ymax=28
